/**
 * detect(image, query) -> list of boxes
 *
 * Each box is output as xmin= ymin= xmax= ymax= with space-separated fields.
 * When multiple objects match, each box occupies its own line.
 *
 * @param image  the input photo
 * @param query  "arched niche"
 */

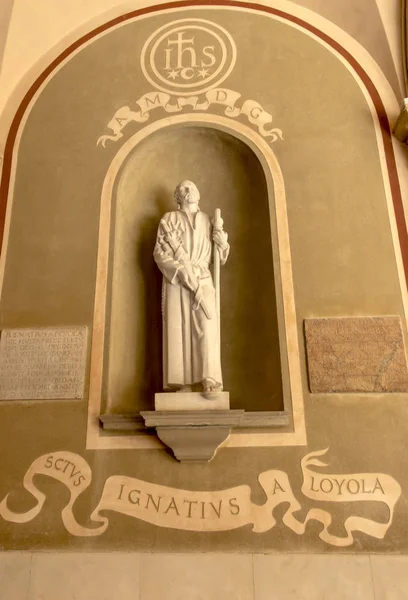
xmin=92 ymin=113 xmax=303 ymax=438
xmin=107 ymin=125 xmax=283 ymax=413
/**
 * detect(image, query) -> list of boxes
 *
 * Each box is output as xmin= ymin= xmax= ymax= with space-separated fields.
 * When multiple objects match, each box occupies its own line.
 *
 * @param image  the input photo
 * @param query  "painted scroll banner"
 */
xmin=96 ymin=88 xmax=283 ymax=147
xmin=0 ymin=449 xmax=401 ymax=547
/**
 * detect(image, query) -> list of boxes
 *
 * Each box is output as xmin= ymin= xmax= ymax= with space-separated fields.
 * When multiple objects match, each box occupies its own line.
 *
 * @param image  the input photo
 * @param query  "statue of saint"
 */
xmin=154 ymin=180 xmax=229 ymax=394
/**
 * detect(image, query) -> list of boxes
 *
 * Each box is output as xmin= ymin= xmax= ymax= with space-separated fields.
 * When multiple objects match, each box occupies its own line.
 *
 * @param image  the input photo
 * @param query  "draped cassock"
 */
xmin=154 ymin=208 xmax=229 ymax=389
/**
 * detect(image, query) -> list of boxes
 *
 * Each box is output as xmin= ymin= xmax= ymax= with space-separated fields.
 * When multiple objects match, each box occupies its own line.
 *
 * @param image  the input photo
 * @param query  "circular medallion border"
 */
xmin=140 ymin=18 xmax=237 ymax=95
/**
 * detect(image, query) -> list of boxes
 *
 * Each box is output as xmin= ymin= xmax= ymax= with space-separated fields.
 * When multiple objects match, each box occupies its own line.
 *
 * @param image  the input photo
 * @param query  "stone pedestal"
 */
xmin=141 ymin=391 xmax=243 ymax=462
xmin=154 ymin=391 xmax=230 ymax=411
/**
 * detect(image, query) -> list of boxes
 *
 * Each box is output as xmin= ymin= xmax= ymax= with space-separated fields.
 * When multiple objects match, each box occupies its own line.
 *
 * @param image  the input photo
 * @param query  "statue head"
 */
xmin=174 ymin=180 xmax=200 ymax=209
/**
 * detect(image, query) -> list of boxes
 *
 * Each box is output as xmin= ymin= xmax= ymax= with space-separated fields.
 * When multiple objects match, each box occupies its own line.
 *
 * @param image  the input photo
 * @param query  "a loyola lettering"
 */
xmin=310 ymin=476 xmax=385 ymax=496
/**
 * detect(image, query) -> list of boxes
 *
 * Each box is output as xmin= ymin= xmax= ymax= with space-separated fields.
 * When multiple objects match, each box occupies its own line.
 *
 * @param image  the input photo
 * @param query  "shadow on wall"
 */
xmin=135 ymin=189 xmax=167 ymax=409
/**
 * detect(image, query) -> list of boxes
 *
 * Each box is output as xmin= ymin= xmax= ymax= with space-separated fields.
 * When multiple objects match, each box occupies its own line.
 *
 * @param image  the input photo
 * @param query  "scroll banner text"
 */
xmin=0 ymin=449 xmax=400 ymax=547
xmin=97 ymin=88 xmax=283 ymax=148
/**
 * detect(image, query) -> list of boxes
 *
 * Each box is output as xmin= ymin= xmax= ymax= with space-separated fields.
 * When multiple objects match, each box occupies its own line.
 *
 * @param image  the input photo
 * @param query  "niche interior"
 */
xmin=99 ymin=123 xmax=294 ymax=434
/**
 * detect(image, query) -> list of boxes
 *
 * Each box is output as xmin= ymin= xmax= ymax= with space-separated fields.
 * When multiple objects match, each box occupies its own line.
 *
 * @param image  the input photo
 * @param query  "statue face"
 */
xmin=175 ymin=180 xmax=200 ymax=207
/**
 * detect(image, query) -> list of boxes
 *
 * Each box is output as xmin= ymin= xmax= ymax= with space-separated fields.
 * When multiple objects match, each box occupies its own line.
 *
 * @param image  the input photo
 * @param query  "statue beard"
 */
xmin=181 ymin=192 xmax=200 ymax=206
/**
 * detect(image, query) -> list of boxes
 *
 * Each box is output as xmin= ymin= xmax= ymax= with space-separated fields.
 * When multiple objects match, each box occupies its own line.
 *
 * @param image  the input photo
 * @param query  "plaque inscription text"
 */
xmin=305 ymin=316 xmax=408 ymax=393
xmin=0 ymin=327 xmax=87 ymax=400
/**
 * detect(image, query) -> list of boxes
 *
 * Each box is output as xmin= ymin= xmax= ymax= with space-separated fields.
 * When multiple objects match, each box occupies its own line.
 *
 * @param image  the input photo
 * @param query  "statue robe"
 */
xmin=154 ymin=208 xmax=229 ymax=389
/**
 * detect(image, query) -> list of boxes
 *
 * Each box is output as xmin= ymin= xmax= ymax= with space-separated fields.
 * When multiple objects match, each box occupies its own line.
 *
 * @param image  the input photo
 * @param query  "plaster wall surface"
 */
xmin=376 ymin=0 xmax=404 ymax=92
xmin=0 ymin=0 xmax=12 ymax=74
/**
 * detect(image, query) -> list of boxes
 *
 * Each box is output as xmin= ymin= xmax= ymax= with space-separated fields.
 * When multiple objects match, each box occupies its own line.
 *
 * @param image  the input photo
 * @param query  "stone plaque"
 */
xmin=304 ymin=317 xmax=408 ymax=393
xmin=0 ymin=327 xmax=87 ymax=400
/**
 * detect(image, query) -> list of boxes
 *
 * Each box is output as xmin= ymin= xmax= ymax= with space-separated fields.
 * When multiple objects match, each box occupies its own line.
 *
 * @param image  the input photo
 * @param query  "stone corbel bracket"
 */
xmin=141 ymin=410 xmax=244 ymax=462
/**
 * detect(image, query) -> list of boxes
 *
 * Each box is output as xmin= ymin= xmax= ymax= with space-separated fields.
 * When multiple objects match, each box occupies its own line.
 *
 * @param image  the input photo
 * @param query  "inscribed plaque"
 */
xmin=0 ymin=327 xmax=87 ymax=400
xmin=304 ymin=317 xmax=408 ymax=393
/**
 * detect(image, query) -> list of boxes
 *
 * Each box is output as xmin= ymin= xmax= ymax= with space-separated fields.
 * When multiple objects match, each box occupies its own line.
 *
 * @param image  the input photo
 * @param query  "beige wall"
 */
xmin=0 ymin=0 xmax=160 ymax=113
xmin=376 ymin=0 xmax=404 ymax=92
xmin=0 ymin=0 xmax=13 ymax=75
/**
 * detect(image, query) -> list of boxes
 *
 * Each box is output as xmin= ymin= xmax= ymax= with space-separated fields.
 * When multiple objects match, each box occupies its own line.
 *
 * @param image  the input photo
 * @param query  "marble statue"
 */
xmin=154 ymin=180 xmax=229 ymax=395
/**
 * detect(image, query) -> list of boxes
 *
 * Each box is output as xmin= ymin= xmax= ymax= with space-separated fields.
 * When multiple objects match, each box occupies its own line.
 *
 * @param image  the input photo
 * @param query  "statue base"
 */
xmin=155 ymin=391 xmax=229 ymax=411
xmin=142 ymin=392 xmax=243 ymax=462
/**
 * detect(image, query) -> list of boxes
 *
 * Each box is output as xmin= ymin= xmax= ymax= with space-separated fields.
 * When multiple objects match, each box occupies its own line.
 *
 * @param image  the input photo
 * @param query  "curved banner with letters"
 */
xmin=97 ymin=88 xmax=283 ymax=147
xmin=0 ymin=449 xmax=401 ymax=547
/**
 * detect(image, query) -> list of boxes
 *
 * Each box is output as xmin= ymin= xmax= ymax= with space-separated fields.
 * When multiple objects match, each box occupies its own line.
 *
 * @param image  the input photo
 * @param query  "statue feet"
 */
xmin=201 ymin=378 xmax=222 ymax=399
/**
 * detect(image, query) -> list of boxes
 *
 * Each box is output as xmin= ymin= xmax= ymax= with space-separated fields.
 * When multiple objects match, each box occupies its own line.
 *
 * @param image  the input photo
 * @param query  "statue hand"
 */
xmin=178 ymin=268 xmax=196 ymax=291
xmin=213 ymin=230 xmax=229 ymax=251
xmin=158 ymin=235 xmax=171 ymax=254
